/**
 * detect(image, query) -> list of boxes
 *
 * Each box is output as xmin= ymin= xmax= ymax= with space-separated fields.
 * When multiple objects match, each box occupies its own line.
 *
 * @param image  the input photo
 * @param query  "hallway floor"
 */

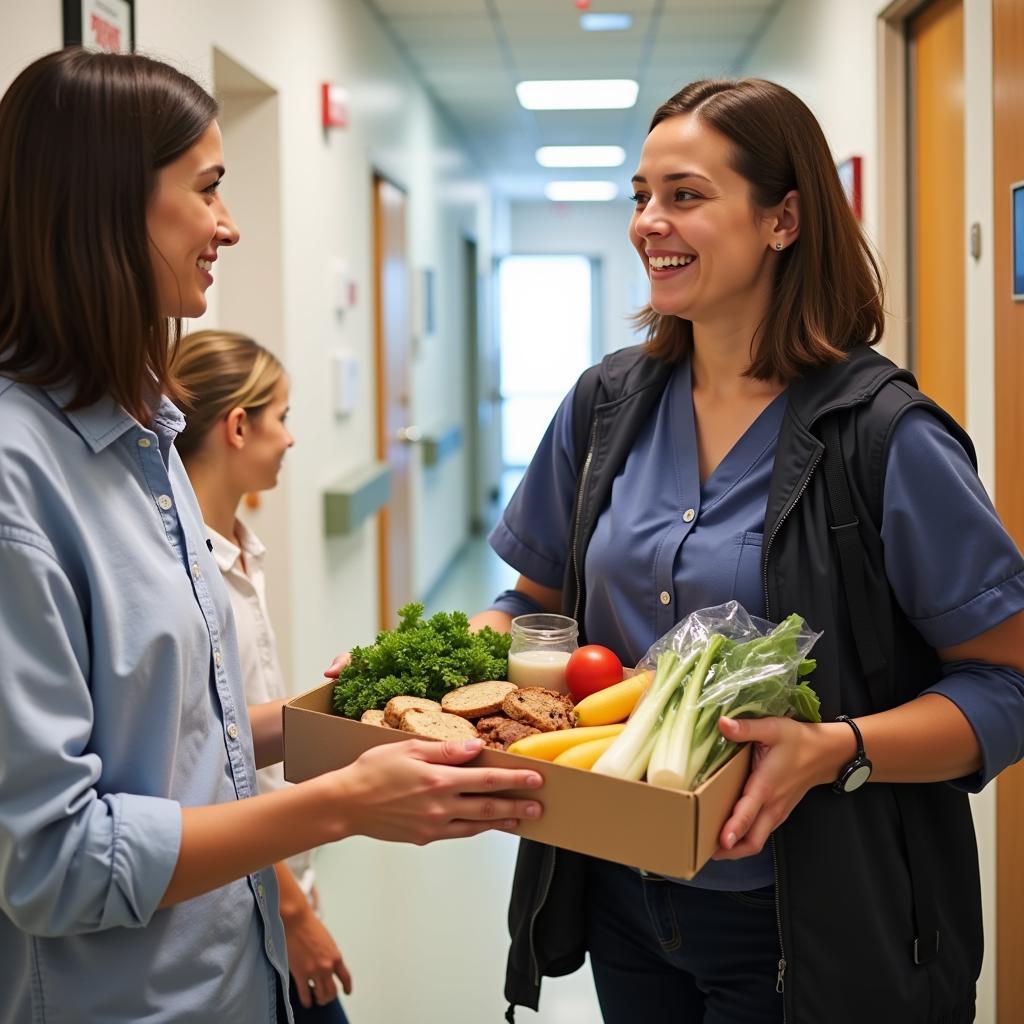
xmin=314 ymin=534 xmax=604 ymax=1023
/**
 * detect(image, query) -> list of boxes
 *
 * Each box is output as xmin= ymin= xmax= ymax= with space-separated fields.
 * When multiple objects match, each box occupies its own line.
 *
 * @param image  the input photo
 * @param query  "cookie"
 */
xmin=501 ymin=687 xmax=575 ymax=732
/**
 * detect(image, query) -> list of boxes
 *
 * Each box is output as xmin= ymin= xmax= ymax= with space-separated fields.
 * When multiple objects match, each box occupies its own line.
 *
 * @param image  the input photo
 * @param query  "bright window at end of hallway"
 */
xmin=498 ymin=254 xmax=594 ymax=468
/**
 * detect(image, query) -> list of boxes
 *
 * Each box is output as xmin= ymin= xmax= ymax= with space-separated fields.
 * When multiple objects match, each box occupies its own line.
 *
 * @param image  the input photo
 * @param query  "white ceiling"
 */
xmin=364 ymin=0 xmax=783 ymax=199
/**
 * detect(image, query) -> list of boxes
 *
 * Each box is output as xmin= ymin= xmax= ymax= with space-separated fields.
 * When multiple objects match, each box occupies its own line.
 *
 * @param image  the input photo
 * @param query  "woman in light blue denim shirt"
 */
xmin=0 ymin=49 xmax=543 ymax=1024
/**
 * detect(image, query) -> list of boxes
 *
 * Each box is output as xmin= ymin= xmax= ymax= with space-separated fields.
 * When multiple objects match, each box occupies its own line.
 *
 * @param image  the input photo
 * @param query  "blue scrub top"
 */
xmin=490 ymin=357 xmax=1024 ymax=890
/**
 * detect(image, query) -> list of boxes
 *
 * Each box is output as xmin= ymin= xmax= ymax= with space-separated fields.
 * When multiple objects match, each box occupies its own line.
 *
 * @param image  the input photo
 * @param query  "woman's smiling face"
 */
xmin=146 ymin=121 xmax=239 ymax=319
xmin=628 ymin=113 xmax=784 ymax=329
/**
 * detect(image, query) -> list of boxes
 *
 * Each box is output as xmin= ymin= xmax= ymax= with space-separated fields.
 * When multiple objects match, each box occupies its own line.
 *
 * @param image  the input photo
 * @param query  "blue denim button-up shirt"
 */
xmin=0 ymin=378 xmax=289 ymax=1022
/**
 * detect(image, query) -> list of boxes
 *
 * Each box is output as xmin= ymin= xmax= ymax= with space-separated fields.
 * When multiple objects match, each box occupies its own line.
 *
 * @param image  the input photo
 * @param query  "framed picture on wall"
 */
xmin=63 ymin=0 xmax=135 ymax=54
xmin=837 ymin=156 xmax=863 ymax=222
xmin=1013 ymin=181 xmax=1024 ymax=302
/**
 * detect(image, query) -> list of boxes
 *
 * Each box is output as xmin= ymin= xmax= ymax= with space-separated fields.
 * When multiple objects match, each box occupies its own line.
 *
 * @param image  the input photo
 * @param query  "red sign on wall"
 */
xmin=321 ymin=83 xmax=349 ymax=130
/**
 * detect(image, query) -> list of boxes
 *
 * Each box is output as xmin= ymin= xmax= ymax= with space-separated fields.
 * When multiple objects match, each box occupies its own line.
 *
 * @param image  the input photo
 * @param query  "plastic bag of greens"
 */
xmin=592 ymin=601 xmax=822 ymax=790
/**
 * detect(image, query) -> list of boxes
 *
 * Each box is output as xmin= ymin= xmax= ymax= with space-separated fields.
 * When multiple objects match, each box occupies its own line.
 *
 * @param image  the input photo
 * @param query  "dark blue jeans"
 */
xmin=277 ymin=977 xmax=349 ymax=1023
xmin=585 ymin=858 xmax=783 ymax=1024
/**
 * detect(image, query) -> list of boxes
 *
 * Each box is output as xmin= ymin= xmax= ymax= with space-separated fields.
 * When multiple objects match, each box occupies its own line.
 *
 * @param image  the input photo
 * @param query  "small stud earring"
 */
xmin=775 ymin=242 xmax=783 ymax=251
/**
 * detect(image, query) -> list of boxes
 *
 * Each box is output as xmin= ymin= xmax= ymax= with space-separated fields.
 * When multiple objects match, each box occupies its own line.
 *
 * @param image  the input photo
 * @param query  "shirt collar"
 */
xmin=43 ymin=384 xmax=185 ymax=454
xmin=207 ymin=518 xmax=265 ymax=574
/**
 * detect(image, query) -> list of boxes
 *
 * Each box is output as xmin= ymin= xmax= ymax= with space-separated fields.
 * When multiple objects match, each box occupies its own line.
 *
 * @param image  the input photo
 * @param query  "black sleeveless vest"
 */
xmin=504 ymin=345 xmax=981 ymax=1024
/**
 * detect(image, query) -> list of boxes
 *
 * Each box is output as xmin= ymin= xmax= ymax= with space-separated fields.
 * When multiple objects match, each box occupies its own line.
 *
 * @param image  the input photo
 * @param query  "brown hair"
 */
xmin=173 ymin=330 xmax=285 ymax=461
xmin=0 ymin=48 xmax=218 ymax=422
xmin=636 ymin=79 xmax=885 ymax=381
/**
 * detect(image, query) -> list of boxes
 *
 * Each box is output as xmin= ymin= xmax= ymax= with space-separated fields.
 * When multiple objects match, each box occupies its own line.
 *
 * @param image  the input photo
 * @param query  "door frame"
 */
xmin=878 ymin=2 xmax=999 ymax=1019
xmin=876 ymin=0 xmax=929 ymax=370
xmin=372 ymin=170 xmax=413 ymax=631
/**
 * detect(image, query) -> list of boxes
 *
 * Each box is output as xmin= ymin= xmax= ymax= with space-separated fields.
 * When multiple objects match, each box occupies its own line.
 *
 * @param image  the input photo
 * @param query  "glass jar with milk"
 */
xmin=507 ymin=614 xmax=579 ymax=694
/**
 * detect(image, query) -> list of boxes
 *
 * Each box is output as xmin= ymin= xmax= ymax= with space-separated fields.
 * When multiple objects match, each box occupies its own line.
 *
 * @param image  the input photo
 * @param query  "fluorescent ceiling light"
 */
xmin=580 ymin=13 xmax=633 ymax=31
xmin=545 ymin=181 xmax=618 ymax=202
xmin=536 ymin=145 xmax=626 ymax=168
xmin=516 ymin=79 xmax=639 ymax=110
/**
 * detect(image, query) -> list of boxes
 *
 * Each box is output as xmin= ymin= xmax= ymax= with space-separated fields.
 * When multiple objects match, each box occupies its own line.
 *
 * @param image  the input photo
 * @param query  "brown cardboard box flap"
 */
xmin=284 ymin=683 xmax=751 ymax=879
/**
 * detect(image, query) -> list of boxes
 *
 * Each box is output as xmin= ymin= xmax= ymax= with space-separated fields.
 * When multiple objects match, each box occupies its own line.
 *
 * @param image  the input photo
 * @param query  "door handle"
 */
xmin=395 ymin=425 xmax=423 ymax=444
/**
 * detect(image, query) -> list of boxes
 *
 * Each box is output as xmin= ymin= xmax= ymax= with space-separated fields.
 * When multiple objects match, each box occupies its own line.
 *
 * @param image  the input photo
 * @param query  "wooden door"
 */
xmin=909 ymin=0 xmax=965 ymax=425
xmin=463 ymin=237 xmax=483 ymax=533
xmin=373 ymin=175 xmax=413 ymax=630
xmin=994 ymin=1 xmax=1024 ymax=1018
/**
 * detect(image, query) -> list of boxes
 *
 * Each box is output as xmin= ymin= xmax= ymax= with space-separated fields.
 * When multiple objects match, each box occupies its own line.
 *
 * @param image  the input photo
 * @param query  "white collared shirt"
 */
xmin=208 ymin=518 xmax=312 ymax=883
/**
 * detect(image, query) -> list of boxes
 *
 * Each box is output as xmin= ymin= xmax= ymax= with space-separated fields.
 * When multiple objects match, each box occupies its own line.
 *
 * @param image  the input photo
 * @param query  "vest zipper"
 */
xmin=761 ymin=448 xmax=823 ymax=616
xmin=771 ymin=836 xmax=787 ymax=1015
xmin=763 ymin=445 xmax=821 ymax=1024
xmin=571 ymin=417 xmax=600 ymax=623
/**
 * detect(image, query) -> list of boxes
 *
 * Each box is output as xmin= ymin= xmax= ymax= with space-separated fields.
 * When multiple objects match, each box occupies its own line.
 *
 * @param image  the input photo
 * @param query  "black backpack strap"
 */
xmin=820 ymin=416 xmax=888 ymax=685
xmin=821 ymin=410 xmax=941 ymax=965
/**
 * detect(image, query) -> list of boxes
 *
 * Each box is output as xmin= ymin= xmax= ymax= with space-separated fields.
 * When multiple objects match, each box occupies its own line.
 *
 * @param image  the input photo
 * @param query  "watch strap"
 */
xmin=833 ymin=715 xmax=872 ymax=794
xmin=836 ymin=714 xmax=865 ymax=758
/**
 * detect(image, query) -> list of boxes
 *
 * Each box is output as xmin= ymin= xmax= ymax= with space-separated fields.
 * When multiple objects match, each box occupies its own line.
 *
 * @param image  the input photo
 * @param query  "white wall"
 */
xmin=509 ymin=199 xmax=647 ymax=357
xmin=0 ymin=8 xmax=60 ymax=88
xmin=1 ymin=2 xmax=491 ymax=681
xmin=145 ymin=0 xmax=489 ymax=681
xmin=743 ymin=3 xmax=997 ymax=1019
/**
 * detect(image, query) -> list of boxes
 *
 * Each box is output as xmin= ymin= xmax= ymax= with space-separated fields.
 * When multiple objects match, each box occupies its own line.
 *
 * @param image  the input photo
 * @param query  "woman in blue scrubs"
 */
xmin=477 ymin=78 xmax=1024 ymax=1024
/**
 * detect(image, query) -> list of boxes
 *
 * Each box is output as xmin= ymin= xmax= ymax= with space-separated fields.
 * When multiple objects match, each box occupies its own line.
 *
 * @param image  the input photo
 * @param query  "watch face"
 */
xmin=844 ymin=762 xmax=872 ymax=792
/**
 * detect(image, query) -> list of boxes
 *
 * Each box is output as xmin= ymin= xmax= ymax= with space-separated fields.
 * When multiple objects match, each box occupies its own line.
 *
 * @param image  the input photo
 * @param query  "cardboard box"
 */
xmin=284 ymin=682 xmax=752 ymax=879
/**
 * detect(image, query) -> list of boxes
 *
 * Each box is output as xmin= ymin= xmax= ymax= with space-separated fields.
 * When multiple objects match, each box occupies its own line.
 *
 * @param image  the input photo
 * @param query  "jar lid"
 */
xmin=511 ymin=613 xmax=578 ymax=641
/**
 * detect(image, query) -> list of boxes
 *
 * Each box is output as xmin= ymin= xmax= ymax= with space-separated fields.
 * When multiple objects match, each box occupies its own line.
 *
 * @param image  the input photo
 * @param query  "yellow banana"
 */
xmin=553 ymin=735 xmax=618 ymax=769
xmin=573 ymin=671 xmax=653 ymax=727
xmin=506 ymin=723 xmax=625 ymax=761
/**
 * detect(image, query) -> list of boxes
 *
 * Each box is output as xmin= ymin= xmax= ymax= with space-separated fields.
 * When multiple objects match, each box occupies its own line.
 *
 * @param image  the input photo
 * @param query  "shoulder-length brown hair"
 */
xmin=0 ymin=48 xmax=218 ymax=422
xmin=637 ymin=79 xmax=885 ymax=381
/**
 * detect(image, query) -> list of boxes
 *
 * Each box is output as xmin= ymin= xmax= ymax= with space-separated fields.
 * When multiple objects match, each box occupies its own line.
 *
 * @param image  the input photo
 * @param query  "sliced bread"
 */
xmin=360 ymin=709 xmax=389 ymax=728
xmin=441 ymin=681 xmax=519 ymax=720
xmin=384 ymin=695 xmax=441 ymax=728
xmin=398 ymin=708 xmax=479 ymax=742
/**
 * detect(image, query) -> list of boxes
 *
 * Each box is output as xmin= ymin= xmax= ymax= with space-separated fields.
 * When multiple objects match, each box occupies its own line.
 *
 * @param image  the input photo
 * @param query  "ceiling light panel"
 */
xmin=545 ymin=181 xmax=619 ymax=202
xmin=536 ymin=145 xmax=626 ymax=167
xmin=516 ymin=79 xmax=639 ymax=110
xmin=580 ymin=13 xmax=634 ymax=31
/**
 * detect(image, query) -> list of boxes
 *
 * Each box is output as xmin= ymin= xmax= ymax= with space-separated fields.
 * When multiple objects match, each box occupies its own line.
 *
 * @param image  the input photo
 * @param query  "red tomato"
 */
xmin=564 ymin=645 xmax=624 ymax=703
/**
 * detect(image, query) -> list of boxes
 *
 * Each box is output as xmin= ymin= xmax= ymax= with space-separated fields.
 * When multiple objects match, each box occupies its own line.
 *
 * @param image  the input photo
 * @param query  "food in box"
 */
xmin=283 ymin=682 xmax=752 ymax=879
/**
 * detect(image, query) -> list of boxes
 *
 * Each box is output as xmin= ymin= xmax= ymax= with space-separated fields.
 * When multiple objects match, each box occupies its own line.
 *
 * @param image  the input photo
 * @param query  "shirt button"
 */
xmin=227 ymin=723 xmax=239 ymax=740
xmin=257 ymin=883 xmax=266 ymax=901
xmin=137 ymin=437 xmax=151 ymax=448
xmin=191 ymin=563 xmax=201 ymax=580
xmin=157 ymin=494 xmax=173 ymax=511
xmin=683 ymin=508 xmax=696 ymax=523
xmin=659 ymin=591 xmax=671 ymax=606
xmin=214 ymin=649 xmax=222 ymax=667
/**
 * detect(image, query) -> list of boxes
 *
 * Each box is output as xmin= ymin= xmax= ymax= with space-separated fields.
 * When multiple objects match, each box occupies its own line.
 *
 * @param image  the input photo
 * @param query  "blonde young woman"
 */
xmin=174 ymin=330 xmax=351 ymax=1022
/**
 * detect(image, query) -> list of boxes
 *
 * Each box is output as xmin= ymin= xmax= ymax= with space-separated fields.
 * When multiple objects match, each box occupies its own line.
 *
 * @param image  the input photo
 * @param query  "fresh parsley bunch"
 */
xmin=331 ymin=603 xmax=512 ymax=719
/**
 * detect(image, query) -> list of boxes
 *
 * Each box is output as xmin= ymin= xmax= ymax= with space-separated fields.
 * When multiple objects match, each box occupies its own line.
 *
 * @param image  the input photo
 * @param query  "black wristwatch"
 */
xmin=833 ymin=715 xmax=872 ymax=793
